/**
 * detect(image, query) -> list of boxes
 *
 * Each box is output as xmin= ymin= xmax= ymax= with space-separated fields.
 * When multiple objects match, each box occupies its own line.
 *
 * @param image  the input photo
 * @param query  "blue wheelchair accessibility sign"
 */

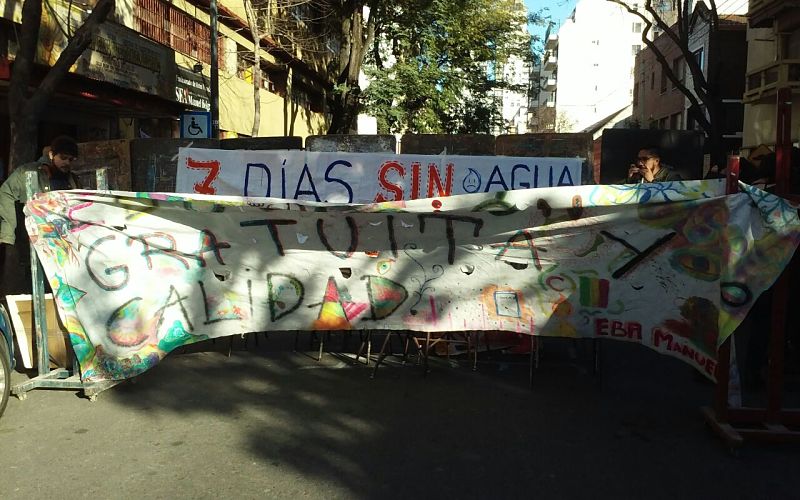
xmin=180 ymin=111 xmax=211 ymax=138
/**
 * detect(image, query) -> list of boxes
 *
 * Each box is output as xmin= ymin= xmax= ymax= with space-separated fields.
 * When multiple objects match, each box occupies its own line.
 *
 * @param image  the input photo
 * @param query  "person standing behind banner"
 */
xmin=625 ymin=146 xmax=683 ymax=183
xmin=0 ymin=136 xmax=80 ymax=295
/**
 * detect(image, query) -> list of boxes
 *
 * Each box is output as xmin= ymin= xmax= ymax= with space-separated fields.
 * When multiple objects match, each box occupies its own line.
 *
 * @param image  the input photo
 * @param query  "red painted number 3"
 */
xmin=187 ymin=157 xmax=220 ymax=195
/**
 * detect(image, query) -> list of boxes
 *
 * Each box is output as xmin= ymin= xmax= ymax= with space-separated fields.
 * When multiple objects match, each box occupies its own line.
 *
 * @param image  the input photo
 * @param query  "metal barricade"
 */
xmin=11 ymin=168 xmax=120 ymax=401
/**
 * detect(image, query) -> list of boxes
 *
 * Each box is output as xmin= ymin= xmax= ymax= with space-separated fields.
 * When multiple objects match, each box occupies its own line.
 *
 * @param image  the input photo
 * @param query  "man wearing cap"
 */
xmin=0 ymin=136 xmax=80 ymax=294
xmin=0 ymin=136 xmax=80 ymax=246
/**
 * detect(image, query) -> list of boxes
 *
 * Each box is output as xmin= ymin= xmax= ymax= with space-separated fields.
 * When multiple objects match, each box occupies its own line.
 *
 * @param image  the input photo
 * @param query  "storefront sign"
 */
xmin=176 ymin=67 xmax=211 ymax=111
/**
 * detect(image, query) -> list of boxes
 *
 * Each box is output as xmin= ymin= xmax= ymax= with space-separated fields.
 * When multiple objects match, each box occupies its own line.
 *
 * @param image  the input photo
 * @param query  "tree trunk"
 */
xmin=244 ymin=0 xmax=261 ymax=137
xmin=9 ymin=116 xmax=38 ymax=167
xmin=327 ymin=0 xmax=376 ymax=134
xmin=8 ymin=0 xmax=115 ymax=170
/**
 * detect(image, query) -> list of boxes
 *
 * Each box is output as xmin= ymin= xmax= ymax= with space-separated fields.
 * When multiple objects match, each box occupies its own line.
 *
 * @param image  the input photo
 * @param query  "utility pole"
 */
xmin=210 ymin=0 xmax=220 ymax=138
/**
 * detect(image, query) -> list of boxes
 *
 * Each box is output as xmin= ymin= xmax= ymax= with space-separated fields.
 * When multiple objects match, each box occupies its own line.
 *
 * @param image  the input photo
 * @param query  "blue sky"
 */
xmin=524 ymin=0 xmax=577 ymax=49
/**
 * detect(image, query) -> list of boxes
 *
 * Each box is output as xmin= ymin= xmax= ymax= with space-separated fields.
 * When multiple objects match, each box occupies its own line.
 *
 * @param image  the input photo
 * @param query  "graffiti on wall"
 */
xmin=25 ymin=180 xmax=800 ymax=382
xmin=175 ymin=148 xmax=583 ymax=201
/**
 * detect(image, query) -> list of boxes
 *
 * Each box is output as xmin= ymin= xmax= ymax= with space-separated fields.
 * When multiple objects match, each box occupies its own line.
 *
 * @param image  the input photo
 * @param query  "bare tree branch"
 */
xmin=607 ymin=0 xmax=712 ymax=132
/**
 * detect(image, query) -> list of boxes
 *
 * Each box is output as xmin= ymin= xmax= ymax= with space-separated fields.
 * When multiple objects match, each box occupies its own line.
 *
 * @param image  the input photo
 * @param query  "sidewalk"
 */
xmin=1 ymin=337 xmax=799 ymax=499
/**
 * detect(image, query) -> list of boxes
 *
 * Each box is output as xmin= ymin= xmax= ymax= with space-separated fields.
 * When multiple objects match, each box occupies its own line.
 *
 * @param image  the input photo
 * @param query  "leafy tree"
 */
xmin=607 ymin=0 xmax=726 ymax=166
xmin=8 ymin=0 xmax=114 ymax=169
xmin=361 ymin=0 xmax=532 ymax=134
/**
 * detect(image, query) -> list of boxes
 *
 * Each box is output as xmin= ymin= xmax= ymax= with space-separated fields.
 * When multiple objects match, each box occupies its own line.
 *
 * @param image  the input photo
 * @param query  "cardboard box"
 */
xmin=5 ymin=294 xmax=72 ymax=369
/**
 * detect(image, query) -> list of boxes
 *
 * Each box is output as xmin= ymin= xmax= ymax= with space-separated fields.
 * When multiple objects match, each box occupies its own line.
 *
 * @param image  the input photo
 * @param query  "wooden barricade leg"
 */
xmin=703 ymin=87 xmax=800 ymax=448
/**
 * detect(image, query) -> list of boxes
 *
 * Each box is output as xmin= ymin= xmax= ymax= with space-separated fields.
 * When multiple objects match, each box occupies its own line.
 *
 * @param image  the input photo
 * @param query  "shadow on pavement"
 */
xmin=2 ymin=335 xmax=800 ymax=498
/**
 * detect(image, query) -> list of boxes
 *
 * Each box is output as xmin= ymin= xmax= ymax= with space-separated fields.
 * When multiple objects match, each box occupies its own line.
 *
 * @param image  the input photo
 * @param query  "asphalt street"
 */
xmin=1 ymin=335 xmax=799 ymax=499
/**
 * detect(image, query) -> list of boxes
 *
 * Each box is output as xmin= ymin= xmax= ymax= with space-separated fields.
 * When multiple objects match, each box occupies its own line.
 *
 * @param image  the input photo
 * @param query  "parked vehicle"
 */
xmin=0 ymin=303 xmax=14 ymax=418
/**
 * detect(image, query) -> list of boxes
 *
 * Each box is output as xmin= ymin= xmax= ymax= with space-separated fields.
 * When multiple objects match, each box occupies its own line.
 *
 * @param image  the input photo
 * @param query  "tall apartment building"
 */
xmin=491 ymin=0 xmax=533 ymax=135
xmin=0 ymin=0 xmax=331 ymax=159
xmin=549 ymin=0 xmax=648 ymax=133
xmin=530 ymin=26 xmax=558 ymax=132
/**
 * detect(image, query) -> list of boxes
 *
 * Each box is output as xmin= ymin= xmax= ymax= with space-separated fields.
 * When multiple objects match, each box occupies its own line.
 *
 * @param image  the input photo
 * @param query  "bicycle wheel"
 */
xmin=0 ymin=330 xmax=9 ymax=418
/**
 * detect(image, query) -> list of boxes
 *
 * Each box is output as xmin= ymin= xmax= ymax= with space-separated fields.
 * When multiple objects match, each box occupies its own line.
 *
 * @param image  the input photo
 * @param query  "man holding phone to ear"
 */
xmin=626 ymin=146 xmax=682 ymax=183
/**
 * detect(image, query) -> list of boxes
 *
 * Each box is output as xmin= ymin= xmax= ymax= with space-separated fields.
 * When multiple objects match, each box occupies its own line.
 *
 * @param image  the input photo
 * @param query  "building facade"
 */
xmin=551 ymin=0 xmax=646 ymax=133
xmin=633 ymin=6 xmax=747 ymax=157
xmin=742 ymin=0 xmax=800 ymax=153
xmin=632 ymin=24 xmax=686 ymax=130
xmin=0 ymin=0 xmax=331 ymax=162
xmin=491 ymin=0 xmax=532 ymax=135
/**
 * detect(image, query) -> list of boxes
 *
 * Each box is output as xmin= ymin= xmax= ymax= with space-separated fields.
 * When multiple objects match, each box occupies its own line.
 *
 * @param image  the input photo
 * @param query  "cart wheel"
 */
xmin=0 ymin=335 xmax=10 ymax=417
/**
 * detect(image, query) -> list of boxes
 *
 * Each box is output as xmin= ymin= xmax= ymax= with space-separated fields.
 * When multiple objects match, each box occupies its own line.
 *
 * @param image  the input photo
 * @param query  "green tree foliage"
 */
xmin=361 ymin=0 xmax=532 ymax=134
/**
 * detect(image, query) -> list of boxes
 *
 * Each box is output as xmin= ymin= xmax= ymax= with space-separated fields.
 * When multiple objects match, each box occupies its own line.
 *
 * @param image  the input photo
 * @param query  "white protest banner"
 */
xmin=25 ymin=180 xmax=800 ymax=382
xmin=175 ymin=148 xmax=583 ymax=202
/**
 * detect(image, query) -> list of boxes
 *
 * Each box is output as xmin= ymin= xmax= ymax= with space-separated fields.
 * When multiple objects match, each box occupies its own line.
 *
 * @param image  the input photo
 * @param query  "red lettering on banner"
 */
xmin=375 ymin=161 xmax=406 ymax=202
xmin=594 ymin=318 xmax=642 ymax=339
xmin=611 ymin=320 xmax=626 ymax=337
xmin=652 ymin=328 xmax=717 ymax=376
xmin=411 ymin=162 xmax=421 ymax=200
xmin=653 ymin=328 xmax=674 ymax=349
xmin=427 ymin=163 xmax=454 ymax=198
xmin=187 ymin=157 xmax=221 ymax=195
xmin=628 ymin=322 xmax=642 ymax=340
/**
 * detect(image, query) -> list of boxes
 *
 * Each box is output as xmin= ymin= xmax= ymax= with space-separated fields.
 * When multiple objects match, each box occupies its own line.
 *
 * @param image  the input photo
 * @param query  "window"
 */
xmin=236 ymin=45 xmax=254 ymax=82
xmin=660 ymin=68 xmax=667 ymax=93
xmin=670 ymin=112 xmax=680 ymax=129
xmin=133 ymin=0 xmax=215 ymax=65
xmin=632 ymin=22 xmax=642 ymax=33
xmin=672 ymin=57 xmax=684 ymax=89
xmin=632 ymin=44 xmax=641 ymax=56
xmin=693 ymin=48 xmax=704 ymax=72
xmin=784 ymin=29 xmax=800 ymax=58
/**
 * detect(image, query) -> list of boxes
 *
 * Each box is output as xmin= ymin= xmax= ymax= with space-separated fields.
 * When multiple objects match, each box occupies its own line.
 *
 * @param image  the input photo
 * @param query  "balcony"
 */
xmin=544 ymin=77 xmax=557 ymax=91
xmin=545 ymin=33 xmax=558 ymax=51
xmin=544 ymin=55 xmax=557 ymax=72
xmin=743 ymin=59 xmax=800 ymax=103
xmin=749 ymin=0 xmax=800 ymax=28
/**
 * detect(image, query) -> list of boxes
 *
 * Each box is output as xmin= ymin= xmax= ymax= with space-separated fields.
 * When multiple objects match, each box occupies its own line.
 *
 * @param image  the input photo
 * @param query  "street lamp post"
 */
xmin=210 ymin=0 xmax=220 ymax=138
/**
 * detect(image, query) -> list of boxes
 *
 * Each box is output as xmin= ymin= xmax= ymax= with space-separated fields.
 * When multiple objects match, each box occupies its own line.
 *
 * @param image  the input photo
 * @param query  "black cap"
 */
xmin=50 ymin=136 xmax=79 ymax=158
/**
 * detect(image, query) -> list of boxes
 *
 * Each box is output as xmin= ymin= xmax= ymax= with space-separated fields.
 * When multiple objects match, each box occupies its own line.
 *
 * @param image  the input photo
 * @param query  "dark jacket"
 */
xmin=625 ymin=163 xmax=683 ymax=184
xmin=0 ymin=156 xmax=78 ymax=245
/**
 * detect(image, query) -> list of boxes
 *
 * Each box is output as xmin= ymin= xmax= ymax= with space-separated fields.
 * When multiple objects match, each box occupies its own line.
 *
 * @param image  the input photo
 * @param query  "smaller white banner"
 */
xmin=175 ymin=148 xmax=583 ymax=203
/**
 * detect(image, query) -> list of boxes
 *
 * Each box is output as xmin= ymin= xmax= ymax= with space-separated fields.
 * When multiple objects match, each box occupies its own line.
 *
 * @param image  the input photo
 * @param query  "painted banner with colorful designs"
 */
xmin=24 ymin=180 xmax=800 ymax=382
